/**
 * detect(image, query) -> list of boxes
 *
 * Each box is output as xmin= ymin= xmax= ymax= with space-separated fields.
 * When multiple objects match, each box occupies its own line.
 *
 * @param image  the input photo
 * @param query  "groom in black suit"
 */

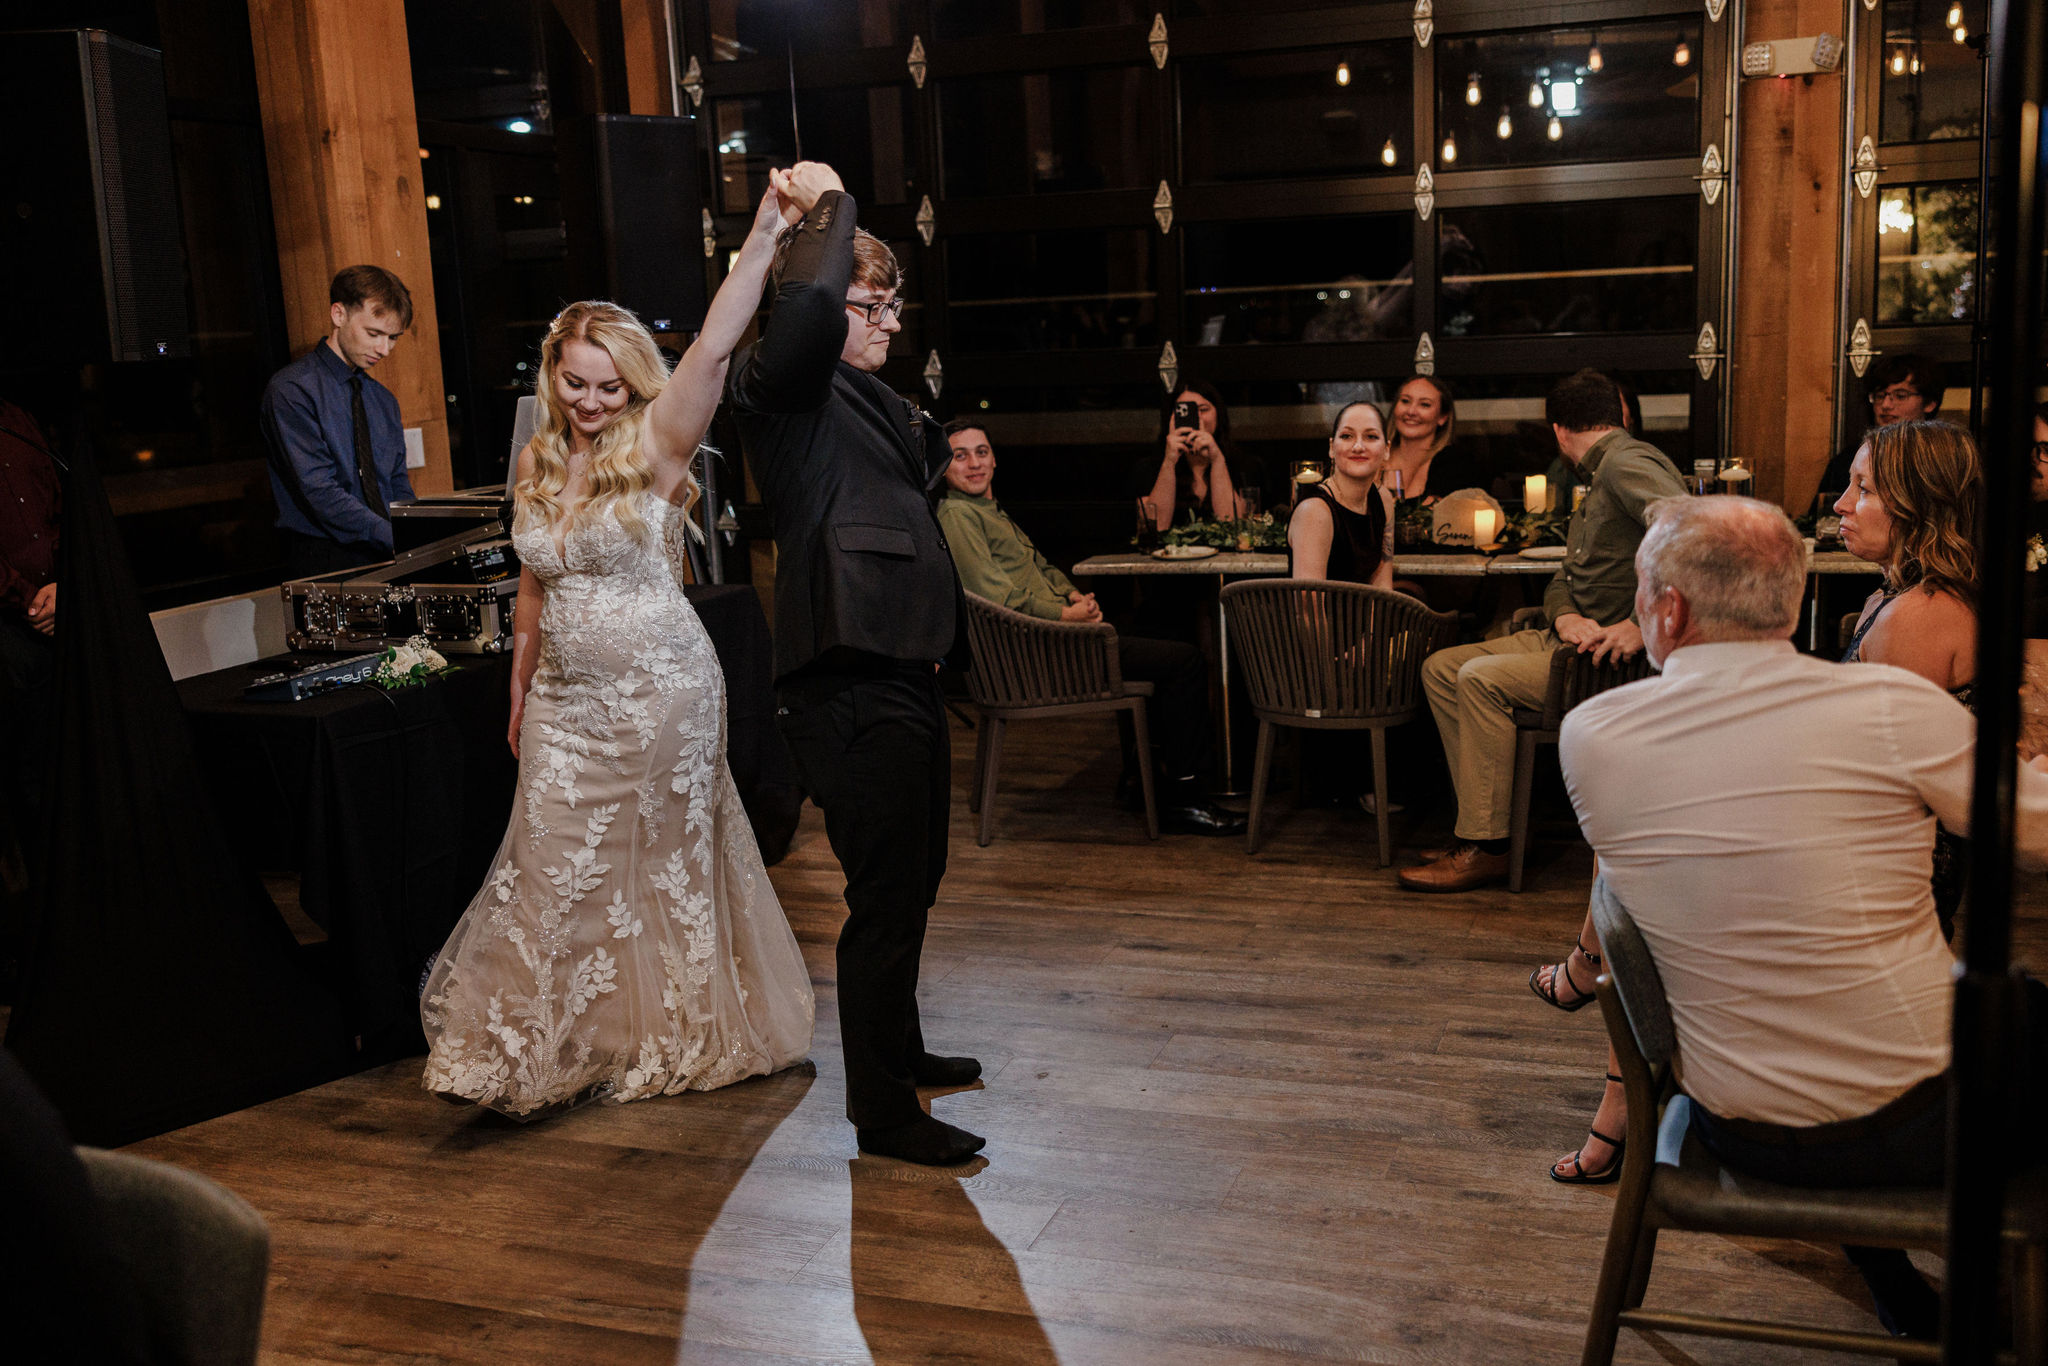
xmin=728 ymin=162 xmax=984 ymax=1167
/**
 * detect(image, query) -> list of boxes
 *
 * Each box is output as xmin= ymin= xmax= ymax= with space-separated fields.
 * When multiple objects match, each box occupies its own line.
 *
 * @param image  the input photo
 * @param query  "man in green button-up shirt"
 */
xmin=1402 ymin=371 xmax=1690 ymax=893
xmin=935 ymin=420 xmax=1243 ymax=836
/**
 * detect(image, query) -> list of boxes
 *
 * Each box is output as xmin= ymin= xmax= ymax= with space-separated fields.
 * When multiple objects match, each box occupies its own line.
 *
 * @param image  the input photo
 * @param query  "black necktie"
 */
xmin=349 ymin=372 xmax=387 ymax=518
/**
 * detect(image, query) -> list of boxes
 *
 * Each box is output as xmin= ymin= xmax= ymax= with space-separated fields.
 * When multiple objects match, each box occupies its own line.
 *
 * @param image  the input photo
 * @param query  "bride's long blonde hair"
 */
xmin=517 ymin=300 xmax=697 ymax=540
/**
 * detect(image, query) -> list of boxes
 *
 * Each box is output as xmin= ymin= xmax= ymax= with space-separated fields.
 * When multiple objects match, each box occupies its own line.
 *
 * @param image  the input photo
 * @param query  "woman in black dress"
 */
xmin=1290 ymin=400 xmax=1395 ymax=589
xmin=1383 ymin=374 xmax=1481 ymax=504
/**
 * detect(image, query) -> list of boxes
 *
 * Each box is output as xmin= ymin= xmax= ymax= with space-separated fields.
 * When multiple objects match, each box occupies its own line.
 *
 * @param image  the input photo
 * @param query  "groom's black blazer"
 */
xmin=728 ymin=190 xmax=968 ymax=684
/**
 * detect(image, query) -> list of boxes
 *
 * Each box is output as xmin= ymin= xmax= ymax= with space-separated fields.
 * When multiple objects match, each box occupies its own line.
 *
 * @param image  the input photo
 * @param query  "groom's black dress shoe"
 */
xmin=857 ymin=1115 xmax=986 ymax=1166
xmin=912 ymin=1053 xmax=982 ymax=1088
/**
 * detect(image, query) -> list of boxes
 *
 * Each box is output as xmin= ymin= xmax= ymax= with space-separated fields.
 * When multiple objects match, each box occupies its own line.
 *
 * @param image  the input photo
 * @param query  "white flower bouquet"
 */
xmin=373 ymin=635 xmax=453 ymax=689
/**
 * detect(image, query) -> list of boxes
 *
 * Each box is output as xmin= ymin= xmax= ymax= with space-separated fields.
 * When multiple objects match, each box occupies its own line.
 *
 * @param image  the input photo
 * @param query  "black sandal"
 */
xmin=1528 ymin=935 xmax=1602 ymax=1012
xmin=1550 ymin=1073 xmax=1627 ymax=1185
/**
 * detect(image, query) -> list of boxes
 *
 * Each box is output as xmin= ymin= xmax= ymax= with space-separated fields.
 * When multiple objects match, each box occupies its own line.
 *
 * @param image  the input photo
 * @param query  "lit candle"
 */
xmin=1473 ymin=507 xmax=1499 ymax=547
xmin=1523 ymin=473 xmax=1548 ymax=514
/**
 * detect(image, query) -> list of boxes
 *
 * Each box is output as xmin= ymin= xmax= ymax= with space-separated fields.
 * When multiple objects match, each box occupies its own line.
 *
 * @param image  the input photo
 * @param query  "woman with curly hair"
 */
xmin=419 ymin=177 xmax=818 ymax=1118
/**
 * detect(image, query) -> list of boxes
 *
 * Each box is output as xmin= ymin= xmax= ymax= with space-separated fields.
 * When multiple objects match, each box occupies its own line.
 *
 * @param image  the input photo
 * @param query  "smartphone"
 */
xmin=1172 ymin=400 xmax=1199 ymax=430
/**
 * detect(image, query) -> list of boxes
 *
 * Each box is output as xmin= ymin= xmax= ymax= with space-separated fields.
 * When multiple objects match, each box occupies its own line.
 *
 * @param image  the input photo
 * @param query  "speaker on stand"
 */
xmin=0 ymin=28 xmax=192 ymax=369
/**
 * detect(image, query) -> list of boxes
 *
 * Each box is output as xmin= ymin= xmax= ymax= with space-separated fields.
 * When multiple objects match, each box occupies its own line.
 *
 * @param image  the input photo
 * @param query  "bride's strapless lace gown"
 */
xmin=421 ymin=489 xmax=814 ymax=1115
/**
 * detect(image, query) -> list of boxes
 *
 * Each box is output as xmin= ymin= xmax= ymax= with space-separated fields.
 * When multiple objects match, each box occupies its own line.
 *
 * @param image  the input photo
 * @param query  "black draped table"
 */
xmin=177 ymin=583 xmax=800 ymax=1062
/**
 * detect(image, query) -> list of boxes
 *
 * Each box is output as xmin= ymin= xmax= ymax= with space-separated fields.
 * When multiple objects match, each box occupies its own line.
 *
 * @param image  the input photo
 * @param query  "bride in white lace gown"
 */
xmin=422 ymin=187 xmax=813 ymax=1117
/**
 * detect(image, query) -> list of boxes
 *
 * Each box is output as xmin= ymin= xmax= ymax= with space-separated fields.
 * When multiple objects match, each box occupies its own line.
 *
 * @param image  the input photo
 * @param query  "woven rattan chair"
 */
xmin=1580 ymin=875 xmax=2048 ymax=1366
xmin=1219 ymin=580 xmax=1457 ymax=864
xmin=961 ymin=591 xmax=1158 ymax=847
xmin=1507 ymin=645 xmax=1655 ymax=891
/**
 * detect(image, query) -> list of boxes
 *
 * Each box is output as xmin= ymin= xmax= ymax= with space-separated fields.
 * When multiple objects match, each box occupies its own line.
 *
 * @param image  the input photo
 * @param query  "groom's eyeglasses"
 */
xmin=846 ymin=296 xmax=905 ymax=325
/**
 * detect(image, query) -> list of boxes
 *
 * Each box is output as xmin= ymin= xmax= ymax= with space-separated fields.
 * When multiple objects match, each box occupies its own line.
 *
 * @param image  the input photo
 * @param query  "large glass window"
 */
xmin=939 ymin=67 xmax=1157 ymax=197
xmin=1183 ymin=215 xmax=1413 ymax=345
xmin=1434 ymin=19 xmax=1703 ymax=169
xmin=1878 ymin=0 xmax=1988 ymax=143
xmin=1437 ymin=198 xmax=1697 ymax=335
xmin=946 ymin=229 xmax=1157 ymax=351
xmin=1876 ymin=181 xmax=1978 ymax=324
xmin=713 ymin=86 xmax=920 ymax=215
xmin=935 ymin=1 xmax=1146 ymax=38
xmin=706 ymin=0 xmax=904 ymax=61
xmin=1181 ymin=44 xmax=1411 ymax=182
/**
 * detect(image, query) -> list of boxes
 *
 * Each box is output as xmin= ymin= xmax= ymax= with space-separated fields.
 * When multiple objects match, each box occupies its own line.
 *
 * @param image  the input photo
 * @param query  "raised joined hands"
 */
xmin=768 ymin=161 xmax=845 ymax=218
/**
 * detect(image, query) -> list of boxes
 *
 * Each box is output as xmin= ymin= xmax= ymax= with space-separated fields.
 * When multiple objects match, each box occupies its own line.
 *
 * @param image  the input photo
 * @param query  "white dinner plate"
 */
xmin=1152 ymin=544 xmax=1220 ymax=560
xmin=1517 ymin=545 xmax=1568 ymax=561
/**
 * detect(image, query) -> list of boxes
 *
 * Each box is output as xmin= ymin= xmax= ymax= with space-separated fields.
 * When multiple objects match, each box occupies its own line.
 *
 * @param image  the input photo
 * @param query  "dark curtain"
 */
xmin=3 ymin=442 xmax=349 ymax=1146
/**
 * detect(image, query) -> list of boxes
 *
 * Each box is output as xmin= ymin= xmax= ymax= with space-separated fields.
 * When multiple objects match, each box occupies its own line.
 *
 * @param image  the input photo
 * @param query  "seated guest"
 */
xmin=260 ymin=265 xmax=418 ymax=577
xmin=1383 ymin=375 xmax=1481 ymax=504
xmin=1561 ymin=495 xmax=2048 ymax=1341
xmin=1403 ymin=370 xmax=1688 ymax=893
xmin=1290 ymin=400 xmax=1394 ymax=589
xmin=939 ymin=420 xmax=1243 ymax=837
xmin=1544 ymin=376 xmax=1639 ymax=512
xmin=1837 ymin=418 xmax=1982 ymax=937
xmin=1141 ymin=380 xmax=1250 ymax=529
xmin=1816 ymin=352 xmax=1945 ymax=505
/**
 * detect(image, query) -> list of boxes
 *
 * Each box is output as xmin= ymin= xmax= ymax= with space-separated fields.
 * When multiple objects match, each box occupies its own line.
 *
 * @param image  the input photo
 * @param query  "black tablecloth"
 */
xmin=178 ymin=583 xmax=799 ymax=1061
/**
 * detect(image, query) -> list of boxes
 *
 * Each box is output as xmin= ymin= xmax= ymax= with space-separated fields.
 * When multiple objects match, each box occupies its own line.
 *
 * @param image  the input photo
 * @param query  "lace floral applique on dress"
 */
xmin=421 ymin=490 xmax=813 ymax=1116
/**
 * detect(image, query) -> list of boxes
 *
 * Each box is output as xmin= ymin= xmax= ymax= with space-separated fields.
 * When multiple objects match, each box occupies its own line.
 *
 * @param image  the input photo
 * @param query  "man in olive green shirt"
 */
xmin=1403 ymin=371 xmax=1690 ymax=892
xmin=937 ymin=420 xmax=1242 ymax=836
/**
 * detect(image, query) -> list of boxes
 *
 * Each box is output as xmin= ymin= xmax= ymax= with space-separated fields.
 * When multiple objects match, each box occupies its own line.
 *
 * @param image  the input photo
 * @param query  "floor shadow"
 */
xmin=849 ymin=1156 xmax=1060 ymax=1365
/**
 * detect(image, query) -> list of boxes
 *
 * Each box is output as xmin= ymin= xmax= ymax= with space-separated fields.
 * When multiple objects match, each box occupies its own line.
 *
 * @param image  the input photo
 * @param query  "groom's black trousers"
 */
xmin=775 ymin=657 xmax=949 ymax=1130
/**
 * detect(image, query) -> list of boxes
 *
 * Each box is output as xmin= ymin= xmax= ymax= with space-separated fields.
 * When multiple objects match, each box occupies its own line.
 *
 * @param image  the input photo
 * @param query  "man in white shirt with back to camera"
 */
xmin=1560 ymin=494 xmax=2048 ymax=1343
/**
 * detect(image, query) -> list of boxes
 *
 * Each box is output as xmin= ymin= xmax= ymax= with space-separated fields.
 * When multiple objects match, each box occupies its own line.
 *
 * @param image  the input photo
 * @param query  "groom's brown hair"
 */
xmin=770 ymin=226 xmax=902 ymax=295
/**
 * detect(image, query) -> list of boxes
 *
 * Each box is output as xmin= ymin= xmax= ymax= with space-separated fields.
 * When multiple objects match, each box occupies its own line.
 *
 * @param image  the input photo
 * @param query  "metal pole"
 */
xmin=1945 ymin=1 xmax=2046 ymax=1360
xmin=1969 ymin=32 xmax=1994 ymax=435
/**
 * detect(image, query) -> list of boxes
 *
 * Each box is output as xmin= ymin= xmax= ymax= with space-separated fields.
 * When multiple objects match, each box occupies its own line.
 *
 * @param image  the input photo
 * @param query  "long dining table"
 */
xmin=1070 ymin=548 xmax=1880 ymax=789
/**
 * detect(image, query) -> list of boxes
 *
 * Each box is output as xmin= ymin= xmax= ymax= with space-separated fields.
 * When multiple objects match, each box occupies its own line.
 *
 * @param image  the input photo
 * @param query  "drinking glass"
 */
xmin=1134 ymin=497 xmax=1160 ymax=551
xmin=1239 ymin=488 xmax=1262 ymax=519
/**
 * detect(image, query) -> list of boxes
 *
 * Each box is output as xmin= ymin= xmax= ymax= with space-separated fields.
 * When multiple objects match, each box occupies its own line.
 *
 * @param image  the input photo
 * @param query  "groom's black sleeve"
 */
xmin=728 ymin=190 xmax=858 ymax=416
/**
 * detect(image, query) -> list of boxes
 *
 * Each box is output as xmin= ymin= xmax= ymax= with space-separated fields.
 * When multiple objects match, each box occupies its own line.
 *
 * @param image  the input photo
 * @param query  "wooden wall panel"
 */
xmin=1730 ymin=0 xmax=1849 ymax=508
xmin=246 ymin=0 xmax=453 ymax=494
xmin=619 ymin=0 xmax=677 ymax=115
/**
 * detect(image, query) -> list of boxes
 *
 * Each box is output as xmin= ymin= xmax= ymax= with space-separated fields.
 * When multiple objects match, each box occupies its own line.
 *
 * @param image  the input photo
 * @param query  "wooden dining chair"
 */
xmin=1579 ymin=874 xmax=2048 ymax=1366
xmin=1220 ymin=580 xmax=1457 ymax=864
xmin=1507 ymin=645 xmax=1655 ymax=891
xmin=958 ymin=591 xmax=1159 ymax=847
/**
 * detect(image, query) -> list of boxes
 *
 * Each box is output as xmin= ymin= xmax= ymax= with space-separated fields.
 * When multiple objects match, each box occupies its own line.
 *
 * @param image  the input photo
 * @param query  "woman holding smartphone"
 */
xmin=1142 ymin=380 xmax=1251 ymax=529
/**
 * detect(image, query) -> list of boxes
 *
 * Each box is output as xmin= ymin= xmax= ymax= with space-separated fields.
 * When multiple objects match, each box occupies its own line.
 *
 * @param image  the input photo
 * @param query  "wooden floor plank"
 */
xmin=127 ymin=713 xmax=2048 ymax=1364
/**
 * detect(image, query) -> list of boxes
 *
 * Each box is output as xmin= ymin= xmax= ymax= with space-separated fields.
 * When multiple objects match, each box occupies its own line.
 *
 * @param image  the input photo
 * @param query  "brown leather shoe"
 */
xmin=1397 ymin=843 xmax=1508 ymax=893
xmin=1405 ymin=843 xmax=1459 ymax=867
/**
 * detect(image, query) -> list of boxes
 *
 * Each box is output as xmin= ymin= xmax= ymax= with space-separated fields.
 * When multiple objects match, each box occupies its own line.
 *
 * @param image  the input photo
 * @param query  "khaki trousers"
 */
xmin=1421 ymin=628 xmax=1559 ymax=842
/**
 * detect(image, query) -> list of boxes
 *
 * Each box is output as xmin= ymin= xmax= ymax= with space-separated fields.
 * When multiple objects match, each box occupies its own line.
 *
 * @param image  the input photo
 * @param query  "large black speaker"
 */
xmin=0 ymin=29 xmax=192 ymax=366
xmin=563 ymin=114 xmax=707 ymax=335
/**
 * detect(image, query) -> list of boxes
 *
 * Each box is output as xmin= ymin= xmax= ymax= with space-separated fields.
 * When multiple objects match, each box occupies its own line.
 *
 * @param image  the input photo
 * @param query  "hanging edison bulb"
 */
xmin=1586 ymin=41 xmax=1603 ymax=73
xmin=1465 ymin=73 xmax=1482 ymax=105
xmin=1945 ymin=1 xmax=1963 ymax=27
xmin=1381 ymin=138 xmax=1397 ymax=166
xmin=1336 ymin=61 xmax=1351 ymax=86
xmin=1890 ymin=48 xmax=1907 ymax=74
xmin=1953 ymin=24 xmax=1968 ymax=42
xmin=1528 ymin=80 xmax=1545 ymax=108
xmin=1441 ymin=133 xmax=1458 ymax=163
xmin=1546 ymin=115 xmax=1563 ymax=141
xmin=1910 ymin=50 xmax=1923 ymax=74
xmin=1673 ymin=37 xmax=1691 ymax=66
xmin=1496 ymin=106 xmax=1513 ymax=140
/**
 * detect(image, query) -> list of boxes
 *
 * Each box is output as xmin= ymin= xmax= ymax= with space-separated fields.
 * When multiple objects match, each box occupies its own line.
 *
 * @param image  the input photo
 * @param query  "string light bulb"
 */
xmin=1891 ymin=48 xmax=1907 ymax=74
xmin=1945 ymin=2 xmax=1963 ymax=27
xmin=1587 ymin=40 xmax=1603 ymax=73
xmin=1953 ymin=24 xmax=1968 ymax=42
xmin=1672 ymin=37 xmax=1691 ymax=66
xmin=1465 ymin=73 xmax=1482 ymax=105
xmin=1546 ymin=115 xmax=1563 ymax=141
xmin=1910 ymin=51 xmax=1923 ymax=74
xmin=1381 ymin=138 xmax=1397 ymax=166
xmin=1528 ymin=81 xmax=1545 ymax=107
xmin=1336 ymin=61 xmax=1351 ymax=86
xmin=1441 ymin=133 xmax=1458 ymax=163
xmin=1496 ymin=106 xmax=1513 ymax=140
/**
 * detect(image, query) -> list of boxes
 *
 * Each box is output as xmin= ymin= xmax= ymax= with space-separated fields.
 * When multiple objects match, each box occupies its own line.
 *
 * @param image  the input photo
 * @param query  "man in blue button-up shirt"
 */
xmin=261 ymin=265 xmax=418 ymax=577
